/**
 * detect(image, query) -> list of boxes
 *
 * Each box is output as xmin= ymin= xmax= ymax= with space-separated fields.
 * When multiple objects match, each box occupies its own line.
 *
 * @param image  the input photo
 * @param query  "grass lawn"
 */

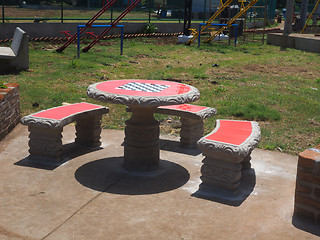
xmin=1 ymin=36 xmax=319 ymax=155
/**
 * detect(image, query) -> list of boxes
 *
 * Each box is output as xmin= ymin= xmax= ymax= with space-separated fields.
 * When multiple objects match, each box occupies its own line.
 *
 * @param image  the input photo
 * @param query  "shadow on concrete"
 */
xmin=160 ymin=139 xmax=202 ymax=156
xmin=75 ymin=157 xmax=190 ymax=195
xmin=14 ymin=142 xmax=103 ymax=170
xmin=292 ymin=214 xmax=320 ymax=237
xmin=192 ymin=168 xmax=256 ymax=207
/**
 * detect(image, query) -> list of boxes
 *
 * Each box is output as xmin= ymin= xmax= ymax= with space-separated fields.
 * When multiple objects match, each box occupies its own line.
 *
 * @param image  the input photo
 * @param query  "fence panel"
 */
xmin=1 ymin=0 xmax=277 ymax=24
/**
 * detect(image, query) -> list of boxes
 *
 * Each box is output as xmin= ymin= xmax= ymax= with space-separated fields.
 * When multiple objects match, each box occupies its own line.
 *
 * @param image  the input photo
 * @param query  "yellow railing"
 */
xmin=186 ymin=0 xmax=233 ymax=45
xmin=301 ymin=0 xmax=320 ymax=34
xmin=206 ymin=0 xmax=258 ymax=42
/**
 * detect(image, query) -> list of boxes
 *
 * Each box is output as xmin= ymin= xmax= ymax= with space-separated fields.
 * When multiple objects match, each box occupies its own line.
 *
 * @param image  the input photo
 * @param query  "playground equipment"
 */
xmin=206 ymin=0 xmax=257 ymax=43
xmin=60 ymin=31 xmax=73 ymax=39
xmin=82 ymin=0 xmax=141 ymax=52
xmin=186 ymin=0 xmax=233 ymax=45
xmin=241 ymin=2 xmax=268 ymax=44
xmin=301 ymin=0 xmax=320 ymax=34
xmin=56 ymin=0 xmax=118 ymax=52
xmin=77 ymin=25 xmax=124 ymax=58
xmin=56 ymin=0 xmax=141 ymax=53
xmin=186 ymin=0 xmax=258 ymax=45
xmin=197 ymin=23 xmax=239 ymax=47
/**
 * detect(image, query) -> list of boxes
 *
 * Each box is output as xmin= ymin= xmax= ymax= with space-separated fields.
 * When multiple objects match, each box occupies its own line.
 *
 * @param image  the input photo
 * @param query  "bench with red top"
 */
xmin=156 ymin=104 xmax=217 ymax=147
xmin=127 ymin=103 xmax=217 ymax=147
xmin=21 ymin=102 xmax=109 ymax=165
xmin=197 ymin=119 xmax=261 ymax=199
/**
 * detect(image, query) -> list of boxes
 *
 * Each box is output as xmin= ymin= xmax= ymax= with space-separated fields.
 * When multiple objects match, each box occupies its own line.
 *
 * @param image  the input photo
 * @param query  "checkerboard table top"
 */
xmin=87 ymin=80 xmax=200 ymax=107
xmin=95 ymin=80 xmax=192 ymax=96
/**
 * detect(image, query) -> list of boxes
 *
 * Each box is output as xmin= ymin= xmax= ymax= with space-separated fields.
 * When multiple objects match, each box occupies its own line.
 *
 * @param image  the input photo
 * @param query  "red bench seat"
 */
xmin=204 ymin=120 xmax=254 ymax=146
xmin=156 ymin=103 xmax=216 ymax=119
xmin=21 ymin=102 xmax=109 ymax=165
xmin=31 ymin=102 xmax=105 ymax=121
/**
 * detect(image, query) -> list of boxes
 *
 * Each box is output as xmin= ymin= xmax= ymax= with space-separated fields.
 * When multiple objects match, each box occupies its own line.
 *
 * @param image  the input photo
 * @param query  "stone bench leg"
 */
xmin=241 ymin=155 xmax=252 ymax=169
xmin=180 ymin=117 xmax=204 ymax=147
xmin=199 ymin=151 xmax=243 ymax=196
xmin=75 ymin=115 xmax=103 ymax=147
xmin=28 ymin=126 xmax=63 ymax=164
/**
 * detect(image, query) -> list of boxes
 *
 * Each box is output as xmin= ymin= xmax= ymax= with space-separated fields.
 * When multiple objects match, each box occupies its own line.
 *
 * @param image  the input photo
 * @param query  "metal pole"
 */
xmin=198 ymin=23 xmax=202 ymax=47
xmin=183 ymin=0 xmax=193 ymax=36
xmin=120 ymin=26 xmax=124 ymax=55
xmin=179 ymin=0 xmax=182 ymax=23
xmin=61 ymin=0 xmax=64 ymax=23
xmin=243 ymin=11 xmax=247 ymax=43
xmin=234 ymin=24 xmax=238 ymax=47
xmin=147 ymin=0 xmax=151 ymax=23
xmin=2 ymin=0 xmax=4 ymax=23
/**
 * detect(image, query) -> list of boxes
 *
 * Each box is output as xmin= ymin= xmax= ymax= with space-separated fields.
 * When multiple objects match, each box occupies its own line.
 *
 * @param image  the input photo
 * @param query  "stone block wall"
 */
xmin=294 ymin=145 xmax=320 ymax=223
xmin=0 ymin=83 xmax=20 ymax=140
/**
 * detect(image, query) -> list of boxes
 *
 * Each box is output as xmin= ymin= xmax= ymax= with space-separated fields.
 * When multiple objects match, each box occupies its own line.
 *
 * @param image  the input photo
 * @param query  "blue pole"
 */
xmin=120 ymin=25 xmax=124 ymax=55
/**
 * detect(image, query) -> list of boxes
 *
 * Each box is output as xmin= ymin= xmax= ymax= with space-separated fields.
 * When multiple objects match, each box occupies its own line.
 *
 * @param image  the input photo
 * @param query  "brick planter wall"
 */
xmin=0 ymin=83 xmax=20 ymax=140
xmin=294 ymin=145 xmax=320 ymax=223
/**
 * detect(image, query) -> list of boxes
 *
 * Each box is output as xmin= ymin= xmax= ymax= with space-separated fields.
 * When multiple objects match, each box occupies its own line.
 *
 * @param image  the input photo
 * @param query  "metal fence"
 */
xmin=1 ymin=0 xmax=182 ymax=23
xmin=1 ymin=0 xmax=276 ymax=24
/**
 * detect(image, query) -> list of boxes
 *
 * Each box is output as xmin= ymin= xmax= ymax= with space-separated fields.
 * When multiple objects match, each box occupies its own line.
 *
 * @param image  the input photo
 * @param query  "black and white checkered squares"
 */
xmin=116 ymin=82 xmax=170 ymax=93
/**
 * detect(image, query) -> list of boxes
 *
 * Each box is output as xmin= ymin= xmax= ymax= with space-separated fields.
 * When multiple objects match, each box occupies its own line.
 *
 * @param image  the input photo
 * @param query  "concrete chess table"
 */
xmin=87 ymin=79 xmax=200 ymax=171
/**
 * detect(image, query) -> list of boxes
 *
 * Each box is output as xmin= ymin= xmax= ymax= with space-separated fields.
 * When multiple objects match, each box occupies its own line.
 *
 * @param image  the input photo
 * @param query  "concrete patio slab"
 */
xmin=0 ymin=124 xmax=319 ymax=240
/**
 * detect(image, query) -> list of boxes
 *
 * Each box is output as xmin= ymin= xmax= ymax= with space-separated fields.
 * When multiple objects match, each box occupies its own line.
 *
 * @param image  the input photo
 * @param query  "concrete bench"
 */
xmin=197 ymin=119 xmax=261 ymax=199
xmin=21 ymin=102 xmax=109 ymax=165
xmin=127 ymin=104 xmax=217 ymax=147
xmin=0 ymin=27 xmax=29 ymax=73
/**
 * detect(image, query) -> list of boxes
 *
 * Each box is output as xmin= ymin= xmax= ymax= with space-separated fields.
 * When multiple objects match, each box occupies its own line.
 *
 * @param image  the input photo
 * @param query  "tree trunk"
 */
xmin=283 ymin=0 xmax=294 ymax=35
xmin=299 ymin=0 xmax=309 ymax=30
xmin=281 ymin=0 xmax=295 ymax=50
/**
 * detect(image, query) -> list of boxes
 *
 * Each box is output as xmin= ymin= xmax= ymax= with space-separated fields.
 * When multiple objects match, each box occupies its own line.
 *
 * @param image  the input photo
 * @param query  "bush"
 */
xmin=143 ymin=22 xmax=158 ymax=34
xmin=0 ymin=82 xmax=7 ymax=89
